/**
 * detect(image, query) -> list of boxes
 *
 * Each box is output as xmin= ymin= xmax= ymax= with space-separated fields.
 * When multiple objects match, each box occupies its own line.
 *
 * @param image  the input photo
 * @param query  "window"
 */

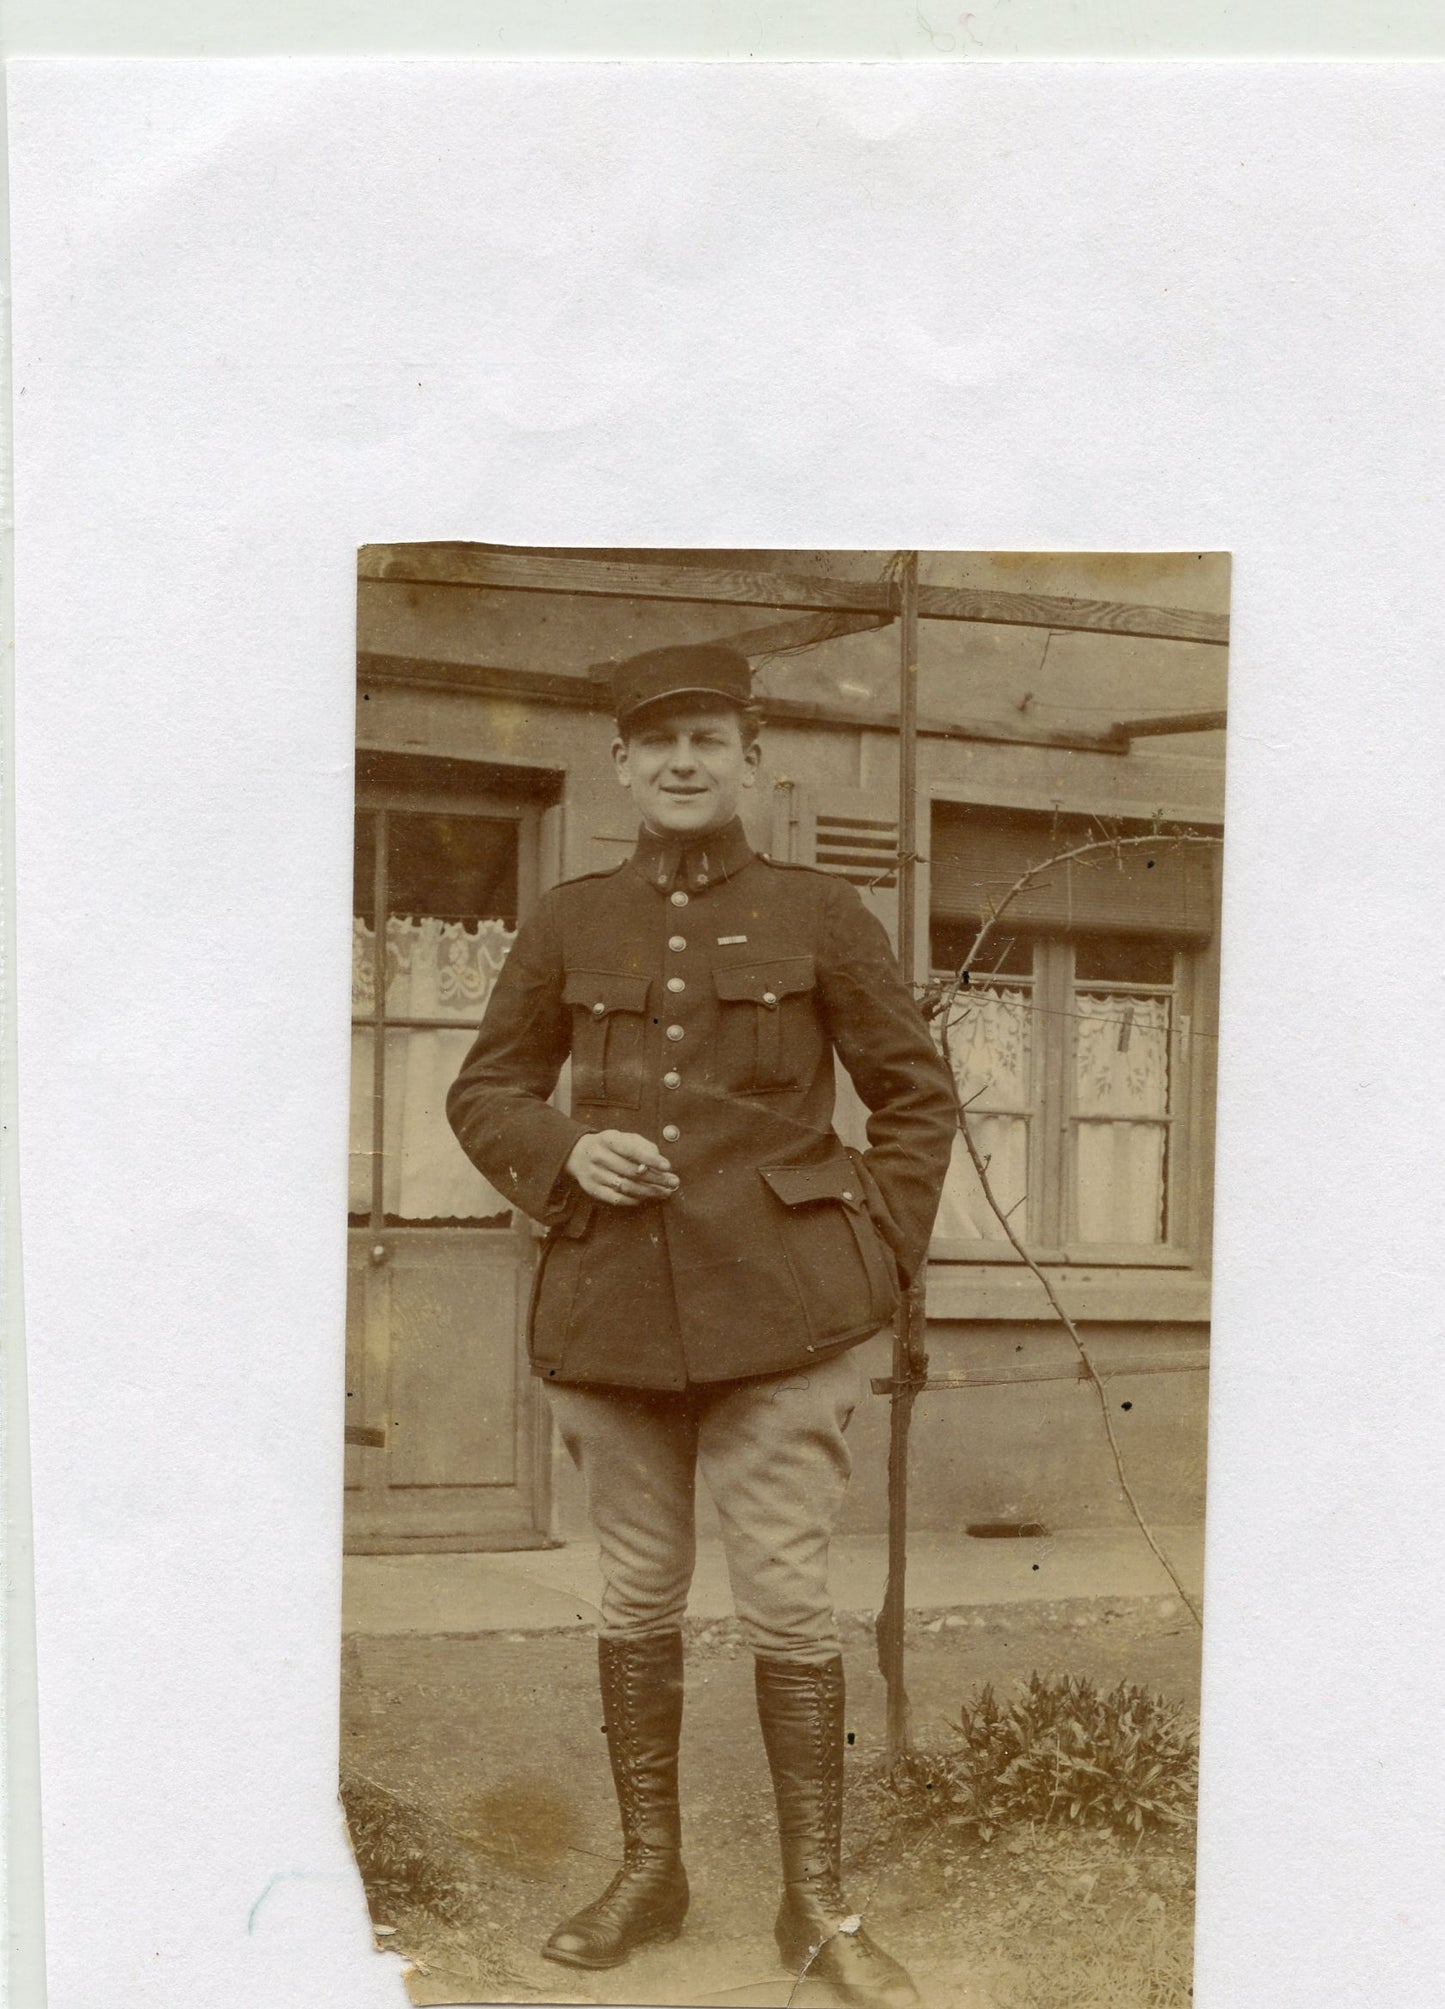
xmin=927 ymin=804 xmax=1218 ymax=1269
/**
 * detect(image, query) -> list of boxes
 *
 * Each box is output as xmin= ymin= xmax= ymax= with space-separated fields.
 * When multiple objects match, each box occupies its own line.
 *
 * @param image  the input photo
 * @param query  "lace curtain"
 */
xmin=932 ymin=986 xmax=1032 ymax=1242
xmin=1073 ymin=990 xmax=1170 ymax=1243
xmin=930 ymin=979 xmax=1171 ymax=1248
xmin=350 ymin=917 xmax=516 ymax=1220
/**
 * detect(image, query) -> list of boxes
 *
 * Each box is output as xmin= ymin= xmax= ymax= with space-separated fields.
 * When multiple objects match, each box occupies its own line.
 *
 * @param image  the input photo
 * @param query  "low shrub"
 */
xmin=886 ymin=1672 xmax=1198 ymax=1842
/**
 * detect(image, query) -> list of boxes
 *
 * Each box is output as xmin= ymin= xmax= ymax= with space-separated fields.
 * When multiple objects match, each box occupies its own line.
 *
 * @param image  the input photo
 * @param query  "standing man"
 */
xmin=447 ymin=643 xmax=956 ymax=2008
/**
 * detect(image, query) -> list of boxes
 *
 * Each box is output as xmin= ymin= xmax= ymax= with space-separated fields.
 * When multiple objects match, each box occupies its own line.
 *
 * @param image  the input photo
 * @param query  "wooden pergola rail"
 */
xmin=358 ymin=648 xmax=1148 ymax=756
xmin=360 ymin=545 xmax=1229 ymax=648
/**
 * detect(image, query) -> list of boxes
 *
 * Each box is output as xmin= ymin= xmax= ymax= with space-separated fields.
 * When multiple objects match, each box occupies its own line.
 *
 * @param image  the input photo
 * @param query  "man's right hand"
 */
xmin=565 ymin=1131 xmax=680 ymax=1208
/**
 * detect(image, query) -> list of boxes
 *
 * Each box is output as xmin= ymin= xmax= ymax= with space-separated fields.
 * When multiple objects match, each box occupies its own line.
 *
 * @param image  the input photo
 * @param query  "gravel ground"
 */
xmin=340 ymin=1598 xmax=1200 ymax=2008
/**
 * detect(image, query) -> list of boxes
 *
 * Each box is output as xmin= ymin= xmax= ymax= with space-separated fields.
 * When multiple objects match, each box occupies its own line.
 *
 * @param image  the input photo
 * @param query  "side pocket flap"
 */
xmin=759 ymin=1158 xmax=864 ymax=1209
xmin=563 ymin=969 xmax=651 ymax=1016
xmin=714 ymin=956 xmax=815 ymax=1005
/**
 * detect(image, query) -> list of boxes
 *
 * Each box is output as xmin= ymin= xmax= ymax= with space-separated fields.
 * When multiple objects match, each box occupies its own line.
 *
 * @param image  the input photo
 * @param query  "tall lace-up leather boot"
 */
xmin=542 ymin=1630 xmax=690 ymax=1970
xmin=755 ymin=1655 xmax=921 ymax=2009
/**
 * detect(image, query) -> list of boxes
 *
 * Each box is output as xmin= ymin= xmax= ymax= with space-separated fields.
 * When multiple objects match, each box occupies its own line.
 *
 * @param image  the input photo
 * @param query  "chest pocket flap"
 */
xmin=563 ymin=970 xmax=650 ymax=1107
xmin=713 ymin=956 xmax=816 ymax=1091
xmin=563 ymin=970 xmax=651 ymax=1016
xmin=712 ymin=955 xmax=815 ymax=1006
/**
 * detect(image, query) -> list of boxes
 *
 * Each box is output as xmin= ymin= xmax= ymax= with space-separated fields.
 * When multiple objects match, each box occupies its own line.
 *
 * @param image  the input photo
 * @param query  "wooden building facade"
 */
xmin=344 ymin=547 xmax=1227 ymax=1555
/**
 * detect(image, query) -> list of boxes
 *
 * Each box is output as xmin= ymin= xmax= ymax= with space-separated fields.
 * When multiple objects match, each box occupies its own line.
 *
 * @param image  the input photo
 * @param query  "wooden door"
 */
xmin=344 ymin=769 xmax=552 ymax=1552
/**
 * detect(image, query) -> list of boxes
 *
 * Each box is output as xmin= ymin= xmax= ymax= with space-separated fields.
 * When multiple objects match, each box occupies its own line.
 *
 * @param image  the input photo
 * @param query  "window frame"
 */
xmin=924 ymin=807 xmax=1220 ymax=1283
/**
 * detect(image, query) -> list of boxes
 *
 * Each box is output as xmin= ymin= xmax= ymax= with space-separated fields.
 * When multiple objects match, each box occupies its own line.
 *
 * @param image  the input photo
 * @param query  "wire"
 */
xmin=931 ymin=997 xmax=1219 ymax=1043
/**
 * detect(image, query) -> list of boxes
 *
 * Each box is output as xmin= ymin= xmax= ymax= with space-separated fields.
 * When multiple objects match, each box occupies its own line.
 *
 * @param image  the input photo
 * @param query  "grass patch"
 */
xmin=339 ymin=1770 xmax=519 ymax=1993
xmin=992 ymin=1895 xmax=1195 ymax=2009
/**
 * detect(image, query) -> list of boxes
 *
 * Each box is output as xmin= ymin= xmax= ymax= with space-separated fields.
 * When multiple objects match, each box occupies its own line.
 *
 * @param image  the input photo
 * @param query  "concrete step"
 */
xmin=342 ymin=1524 xmax=1204 ymax=1638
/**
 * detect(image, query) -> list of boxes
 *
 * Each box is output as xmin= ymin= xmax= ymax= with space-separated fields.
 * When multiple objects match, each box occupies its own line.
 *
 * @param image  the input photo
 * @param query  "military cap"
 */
xmin=609 ymin=643 xmax=753 ymax=728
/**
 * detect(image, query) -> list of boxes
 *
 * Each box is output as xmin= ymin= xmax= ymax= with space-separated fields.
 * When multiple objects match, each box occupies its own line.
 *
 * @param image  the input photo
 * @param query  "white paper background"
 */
xmin=7 ymin=1 xmax=1445 ymax=57
xmin=9 ymin=57 xmax=1445 ymax=2009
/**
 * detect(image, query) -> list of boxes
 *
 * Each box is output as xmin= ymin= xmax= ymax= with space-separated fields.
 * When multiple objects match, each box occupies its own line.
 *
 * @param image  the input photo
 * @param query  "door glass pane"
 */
xmin=353 ymin=809 xmax=378 ymax=925
xmin=350 ymin=808 xmax=519 ymax=1225
xmin=348 ymin=1029 xmax=514 ymax=1226
xmin=388 ymin=811 xmax=518 ymax=927
xmin=375 ymin=912 xmax=515 ymax=1023
xmin=382 ymin=1031 xmax=511 ymax=1223
xmin=349 ymin=1027 xmax=376 ymax=1219
xmin=932 ymin=976 xmax=1033 ymax=1242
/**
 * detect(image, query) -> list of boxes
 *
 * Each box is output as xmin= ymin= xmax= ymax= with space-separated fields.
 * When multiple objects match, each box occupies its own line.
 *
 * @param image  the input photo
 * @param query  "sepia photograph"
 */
xmin=335 ymin=544 xmax=1227 ymax=2008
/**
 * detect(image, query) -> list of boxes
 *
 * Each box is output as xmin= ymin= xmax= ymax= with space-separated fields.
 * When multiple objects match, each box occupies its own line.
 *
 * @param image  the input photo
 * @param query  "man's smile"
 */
xmin=613 ymin=709 xmax=761 ymax=835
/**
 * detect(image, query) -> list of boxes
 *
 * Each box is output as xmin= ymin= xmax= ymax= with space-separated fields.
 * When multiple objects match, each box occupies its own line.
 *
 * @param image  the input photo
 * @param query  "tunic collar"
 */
xmin=629 ymin=816 xmax=755 ymax=893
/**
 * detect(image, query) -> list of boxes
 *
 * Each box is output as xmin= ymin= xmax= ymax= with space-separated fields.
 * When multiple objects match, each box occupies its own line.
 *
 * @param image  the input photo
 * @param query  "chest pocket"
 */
xmin=712 ymin=955 xmax=817 ymax=1092
xmin=564 ymin=970 xmax=650 ymax=1108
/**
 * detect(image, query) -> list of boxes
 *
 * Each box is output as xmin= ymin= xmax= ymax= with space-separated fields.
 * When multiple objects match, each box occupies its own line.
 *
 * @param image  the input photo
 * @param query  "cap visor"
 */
xmin=618 ymin=684 xmax=749 ymax=721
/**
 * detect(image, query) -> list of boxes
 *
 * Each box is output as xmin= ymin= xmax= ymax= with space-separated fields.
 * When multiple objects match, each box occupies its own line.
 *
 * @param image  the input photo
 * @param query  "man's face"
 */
xmin=612 ymin=705 xmax=760 ymax=837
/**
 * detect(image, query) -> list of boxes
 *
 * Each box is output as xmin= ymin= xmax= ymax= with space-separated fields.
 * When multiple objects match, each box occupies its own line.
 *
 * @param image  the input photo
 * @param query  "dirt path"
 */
xmin=341 ymin=1599 xmax=1199 ymax=2008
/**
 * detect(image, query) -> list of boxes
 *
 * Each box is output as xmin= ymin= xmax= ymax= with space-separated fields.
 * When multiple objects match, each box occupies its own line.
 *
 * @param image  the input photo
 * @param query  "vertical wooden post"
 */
xmin=370 ymin=810 xmax=389 ymax=1233
xmin=878 ymin=553 xmax=927 ymax=1764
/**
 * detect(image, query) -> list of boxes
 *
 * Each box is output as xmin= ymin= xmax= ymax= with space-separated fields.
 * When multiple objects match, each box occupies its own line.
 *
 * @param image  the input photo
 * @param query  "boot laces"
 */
xmin=575 ymin=1848 xmax=677 ymax=1925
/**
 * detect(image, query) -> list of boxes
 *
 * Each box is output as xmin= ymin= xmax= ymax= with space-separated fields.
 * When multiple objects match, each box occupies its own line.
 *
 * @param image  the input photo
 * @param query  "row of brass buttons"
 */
xmin=666 ymin=902 xmax=689 ymax=1139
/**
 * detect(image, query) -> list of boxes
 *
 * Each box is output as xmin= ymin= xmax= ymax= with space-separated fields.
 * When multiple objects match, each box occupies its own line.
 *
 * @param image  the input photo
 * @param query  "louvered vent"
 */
xmin=814 ymin=812 xmax=900 ymax=889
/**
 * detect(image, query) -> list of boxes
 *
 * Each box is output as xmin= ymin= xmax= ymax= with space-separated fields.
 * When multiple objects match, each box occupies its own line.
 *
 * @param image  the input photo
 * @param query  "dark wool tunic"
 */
xmin=447 ymin=819 xmax=957 ymax=1390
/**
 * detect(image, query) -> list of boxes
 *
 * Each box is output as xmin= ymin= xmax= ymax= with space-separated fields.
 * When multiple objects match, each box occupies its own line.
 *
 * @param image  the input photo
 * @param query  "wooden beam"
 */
xmin=360 ymin=544 xmax=890 ymax=614
xmin=362 ymin=651 xmax=608 ymax=711
xmin=359 ymin=544 xmax=1229 ymax=645
xmin=1108 ymin=708 xmax=1228 ymax=741
xmin=586 ymin=608 xmax=893 ymax=679
xmin=871 ymin=1349 xmax=1209 ymax=1396
xmin=713 ymin=607 xmax=895 ymax=658
xmin=880 ymin=710 xmax=1122 ymax=754
xmin=357 ymin=650 xmax=1130 ymax=755
xmin=916 ymin=583 xmax=1227 ymax=647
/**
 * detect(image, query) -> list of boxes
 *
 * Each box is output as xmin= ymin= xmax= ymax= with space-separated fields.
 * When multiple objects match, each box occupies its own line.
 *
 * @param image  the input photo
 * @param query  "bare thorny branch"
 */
xmin=936 ymin=829 xmax=1220 ymax=1003
xmin=929 ymin=827 xmax=1220 ymax=1631
xmin=952 ymin=1100 xmax=1203 ymax=1630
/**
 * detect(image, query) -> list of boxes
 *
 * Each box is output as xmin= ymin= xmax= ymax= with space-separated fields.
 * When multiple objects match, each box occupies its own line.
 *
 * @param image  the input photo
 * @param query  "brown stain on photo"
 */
xmin=454 ymin=1776 xmax=585 ymax=1869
